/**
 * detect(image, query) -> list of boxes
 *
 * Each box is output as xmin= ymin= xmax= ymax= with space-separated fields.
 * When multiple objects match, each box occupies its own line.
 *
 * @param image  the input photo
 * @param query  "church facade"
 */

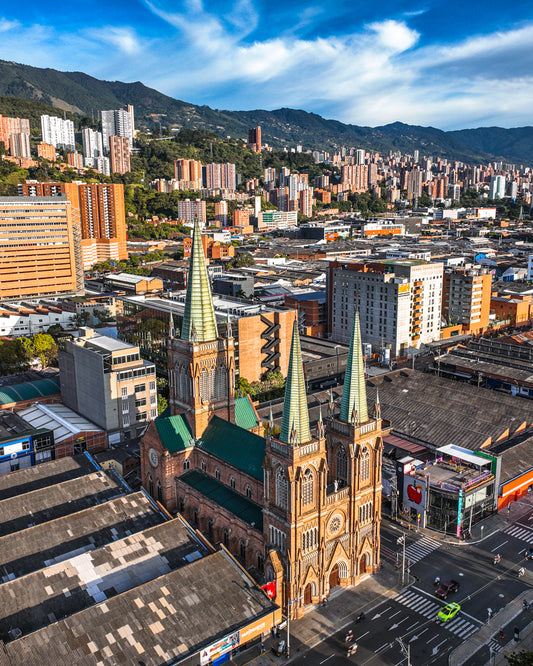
xmin=140 ymin=220 xmax=386 ymax=617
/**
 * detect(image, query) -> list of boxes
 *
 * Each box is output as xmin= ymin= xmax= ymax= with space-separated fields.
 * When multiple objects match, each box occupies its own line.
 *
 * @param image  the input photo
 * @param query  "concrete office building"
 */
xmin=328 ymin=260 xmax=443 ymax=356
xmin=40 ymin=115 xmax=75 ymax=151
xmin=0 ymin=196 xmax=82 ymax=300
xmin=59 ymin=328 xmax=157 ymax=444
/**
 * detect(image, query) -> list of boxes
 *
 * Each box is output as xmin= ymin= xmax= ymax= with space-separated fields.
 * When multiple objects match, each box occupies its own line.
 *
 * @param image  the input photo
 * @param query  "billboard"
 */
xmin=200 ymin=631 xmax=240 ymax=665
xmin=403 ymin=475 xmax=427 ymax=527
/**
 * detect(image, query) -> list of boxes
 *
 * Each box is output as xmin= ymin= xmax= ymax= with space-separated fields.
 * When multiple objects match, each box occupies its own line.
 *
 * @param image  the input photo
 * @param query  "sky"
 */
xmin=1 ymin=0 xmax=533 ymax=130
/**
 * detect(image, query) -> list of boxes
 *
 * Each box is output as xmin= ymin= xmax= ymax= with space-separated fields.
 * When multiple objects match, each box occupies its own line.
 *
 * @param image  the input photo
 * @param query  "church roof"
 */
xmin=155 ymin=414 xmax=193 ymax=452
xmin=340 ymin=309 xmax=368 ymax=424
xmin=234 ymin=396 xmax=259 ymax=430
xmin=180 ymin=470 xmax=263 ymax=530
xmin=181 ymin=219 xmax=218 ymax=342
xmin=198 ymin=416 xmax=265 ymax=481
xmin=280 ymin=321 xmax=311 ymax=444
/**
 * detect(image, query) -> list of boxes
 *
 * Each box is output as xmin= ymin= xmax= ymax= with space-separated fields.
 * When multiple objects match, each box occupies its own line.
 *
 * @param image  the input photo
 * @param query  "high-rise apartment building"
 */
xmin=82 ymin=128 xmax=104 ymax=158
xmin=19 ymin=182 xmax=127 ymax=270
xmin=67 ymin=152 xmax=84 ymax=170
xmin=37 ymin=143 xmax=56 ymax=161
xmin=355 ymin=149 xmax=365 ymax=165
xmin=40 ymin=115 xmax=75 ymax=151
xmin=214 ymin=200 xmax=228 ymax=226
xmin=442 ymin=268 xmax=492 ymax=334
xmin=0 ymin=196 xmax=81 ymax=300
xmin=299 ymin=187 xmax=313 ymax=217
xmin=109 ymin=135 xmax=131 ymax=174
xmin=59 ymin=328 xmax=157 ymax=443
xmin=407 ymin=168 xmax=423 ymax=199
xmin=248 ymin=126 xmax=261 ymax=152
xmin=177 ymin=198 xmax=206 ymax=224
xmin=232 ymin=209 xmax=250 ymax=227
xmin=204 ymin=163 xmax=236 ymax=190
xmin=0 ymin=115 xmax=30 ymax=154
xmin=328 ymin=260 xmax=443 ymax=356
xmin=101 ymin=108 xmax=133 ymax=152
xmin=489 ymin=175 xmax=506 ymax=199
xmin=9 ymin=132 xmax=31 ymax=158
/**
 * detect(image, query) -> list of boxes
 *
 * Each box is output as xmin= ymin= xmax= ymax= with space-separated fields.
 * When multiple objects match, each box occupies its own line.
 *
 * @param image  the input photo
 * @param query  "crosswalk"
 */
xmin=393 ymin=589 xmax=480 ymax=639
xmin=404 ymin=536 xmax=441 ymax=565
xmin=504 ymin=523 xmax=533 ymax=544
xmin=487 ymin=638 xmax=504 ymax=655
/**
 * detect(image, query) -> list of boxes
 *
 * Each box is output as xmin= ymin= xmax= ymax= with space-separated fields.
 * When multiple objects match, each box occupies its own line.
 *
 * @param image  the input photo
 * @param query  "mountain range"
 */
xmin=0 ymin=59 xmax=531 ymax=165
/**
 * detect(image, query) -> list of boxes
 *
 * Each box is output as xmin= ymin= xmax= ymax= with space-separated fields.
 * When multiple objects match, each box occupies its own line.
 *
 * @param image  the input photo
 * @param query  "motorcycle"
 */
xmin=345 ymin=630 xmax=354 ymax=643
xmin=355 ymin=612 xmax=365 ymax=623
xmin=493 ymin=554 xmax=501 ymax=565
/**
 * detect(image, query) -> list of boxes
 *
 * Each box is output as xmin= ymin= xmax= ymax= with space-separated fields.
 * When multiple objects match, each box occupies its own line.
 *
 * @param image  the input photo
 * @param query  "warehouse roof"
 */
xmin=0 ymin=376 xmax=60 ymax=406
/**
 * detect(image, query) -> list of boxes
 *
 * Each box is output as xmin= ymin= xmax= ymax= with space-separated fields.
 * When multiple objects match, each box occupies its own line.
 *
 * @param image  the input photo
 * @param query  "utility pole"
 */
xmin=397 ymin=535 xmax=407 ymax=586
xmin=396 ymin=637 xmax=411 ymax=666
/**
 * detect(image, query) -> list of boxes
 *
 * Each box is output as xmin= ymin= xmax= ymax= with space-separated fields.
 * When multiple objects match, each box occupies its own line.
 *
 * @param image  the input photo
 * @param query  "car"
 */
xmin=526 ymin=548 xmax=533 ymax=561
xmin=435 ymin=579 xmax=460 ymax=599
xmin=437 ymin=602 xmax=461 ymax=622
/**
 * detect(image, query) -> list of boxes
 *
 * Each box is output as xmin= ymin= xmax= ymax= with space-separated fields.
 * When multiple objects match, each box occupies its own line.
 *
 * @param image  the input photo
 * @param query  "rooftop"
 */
xmin=0 ymin=376 xmax=60 ymax=406
xmin=18 ymin=403 xmax=104 ymax=443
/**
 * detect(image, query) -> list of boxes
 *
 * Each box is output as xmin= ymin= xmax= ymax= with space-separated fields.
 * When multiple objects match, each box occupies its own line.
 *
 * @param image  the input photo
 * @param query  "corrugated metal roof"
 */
xmin=155 ymin=414 xmax=193 ymax=452
xmin=199 ymin=416 xmax=265 ymax=480
xmin=234 ymin=396 xmax=259 ymax=430
xmin=180 ymin=470 xmax=263 ymax=529
xmin=0 ymin=377 xmax=60 ymax=405
xmin=18 ymin=403 xmax=103 ymax=443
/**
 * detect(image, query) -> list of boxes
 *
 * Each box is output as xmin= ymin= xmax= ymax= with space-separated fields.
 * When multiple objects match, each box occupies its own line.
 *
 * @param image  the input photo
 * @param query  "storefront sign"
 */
xmin=200 ymin=631 xmax=240 ymax=665
xmin=457 ymin=489 xmax=463 ymax=537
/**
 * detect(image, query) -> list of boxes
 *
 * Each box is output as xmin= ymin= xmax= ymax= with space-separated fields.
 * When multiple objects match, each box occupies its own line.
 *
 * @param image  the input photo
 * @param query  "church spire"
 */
xmin=280 ymin=320 xmax=311 ymax=445
xmin=340 ymin=310 xmax=368 ymax=424
xmin=181 ymin=219 xmax=218 ymax=343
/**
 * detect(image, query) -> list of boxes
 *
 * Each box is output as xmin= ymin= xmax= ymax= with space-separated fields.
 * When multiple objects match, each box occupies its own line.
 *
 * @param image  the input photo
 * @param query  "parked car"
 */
xmin=437 ymin=602 xmax=461 ymax=622
xmin=525 ymin=548 xmax=533 ymax=561
xmin=272 ymin=639 xmax=286 ymax=656
xmin=435 ymin=579 xmax=460 ymax=599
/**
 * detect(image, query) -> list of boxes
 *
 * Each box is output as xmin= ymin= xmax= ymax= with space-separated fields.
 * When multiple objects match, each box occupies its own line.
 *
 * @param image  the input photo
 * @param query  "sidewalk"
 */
xmin=232 ymin=561 xmax=403 ymax=665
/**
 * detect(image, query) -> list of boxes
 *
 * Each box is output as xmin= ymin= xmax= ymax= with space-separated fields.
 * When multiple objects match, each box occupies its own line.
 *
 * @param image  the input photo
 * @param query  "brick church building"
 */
xmin=140 ymin=220 xmax=385 ymax=617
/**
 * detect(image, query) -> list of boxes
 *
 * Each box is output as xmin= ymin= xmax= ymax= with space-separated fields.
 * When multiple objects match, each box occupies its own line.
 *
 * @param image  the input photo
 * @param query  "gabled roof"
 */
xmin=155 ymin=414 xmax=193 ymax=452
xmin=198 ymin=416 xmax=265 ymax=480
xmin=180 ymin=470 xmax=263 ymax=530
xmin=234 ymin=396 xmax=259 ymax=430
xmin=0 ymin=376 xmax=60 ymax=406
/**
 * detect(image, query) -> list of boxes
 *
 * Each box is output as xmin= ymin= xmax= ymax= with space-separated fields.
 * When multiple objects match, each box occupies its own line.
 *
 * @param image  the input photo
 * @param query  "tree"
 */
xmin=235 ymin=376 xmax=252 ymax=397
xmin=505 ymin=650 xmax=533 ymax=666
xmin=30 ymin=333 xmax=58 ymax=368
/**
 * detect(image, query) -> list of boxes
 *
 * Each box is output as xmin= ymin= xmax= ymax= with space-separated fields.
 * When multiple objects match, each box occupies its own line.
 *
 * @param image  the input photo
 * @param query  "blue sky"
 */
xmin=1 ymin=0 xmax=533 ymax=130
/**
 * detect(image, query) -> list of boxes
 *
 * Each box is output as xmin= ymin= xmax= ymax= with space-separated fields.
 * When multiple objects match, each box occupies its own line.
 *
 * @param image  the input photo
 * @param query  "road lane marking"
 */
xmin=404 ymin=621 xmax=420 ymax=632
xmin=426 ymin=634 xmax=440 ymax=643
xmin=389 ymin=610 xmax=402 ymax=619
xmin=409 ymin=627 xmax=429 ymax=642
xmin=376 ymin=642 xmax=391 ymax=654
xmin=460 ymin=610 xmax=483 ymax=624
xmin=491 ymin=540 xmax=508 ymax=552
xmin=319 ymin=656 xmax=334 ymax=664
xmin=356 ymin=631 xmax=369 ymax=641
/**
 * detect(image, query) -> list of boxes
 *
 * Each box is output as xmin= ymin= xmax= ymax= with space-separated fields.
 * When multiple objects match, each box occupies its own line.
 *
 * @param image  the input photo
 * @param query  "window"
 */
xmin=302 ymin=527 xmax=318 ymax=551
xmin=73 ymin=440 xmax=87 ymax=454
xmin=240 ymin=541 xmax=247 ymax=562
xmin=359 ymin=501 xmax=373 ymax=524
xmin=230 ymin=476 xmax=235 ymax=489
xmin=201 ymin=460 xmax=206 ymax=472
xmin=137 ymin=413 xmax=147 ymax=422
xmin=150 ymin=409 xmax=157 ymax=419
xmin=360 ymin=448 xmax=370 ymax=482
xmin=275 ymin=468 xmax=288 ymax=510
xmin=148 ymin=475 xmax=154 ymax=496
xmin=302 ymin=468 xmax=314 ymax=506
xmin=123 ymin=414 xmax=130 ymax=427
xmin=336 ymin=445 xmax=348 ymax=483
xmin=122 ymin=403 xmax=129 ymax=414
xmin=134 ymin=383 xmax=146 ymax=393
xmin=135 ymin=397 xmax=146 ymax=407
xmin=121 ymin=387 xmax=128 ymax=399
xmin=269 ymin=526 xmax=286 ymax=552
xmin=246 ymin=485 xmax=252 ymax=499
xmin=10 ymin=461 xmax=19 ymax=472
xmin=149 ymin=381 xmax=156 ymax=392
xmin=183 ymin=459 xmax=190 ymax=471
xmin=223 ymin=529 xmax=230 ymax=547
xmin=215 ymin=468 xmax=220 ymax=481
xmin=157 ymin=481 xmax=162 ymax=502
xmin=150 ymin=395 xmax=157 ymax=406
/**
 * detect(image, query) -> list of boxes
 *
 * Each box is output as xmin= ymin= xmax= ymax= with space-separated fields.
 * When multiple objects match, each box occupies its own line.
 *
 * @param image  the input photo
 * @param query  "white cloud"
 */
xmin=86 ymin=27 xmax=142 ymax=55
xmin=0 ymin=18 xmax=19 ymax=32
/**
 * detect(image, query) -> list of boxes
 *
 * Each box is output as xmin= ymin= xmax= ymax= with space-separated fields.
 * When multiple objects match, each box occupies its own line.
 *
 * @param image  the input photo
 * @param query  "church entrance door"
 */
xmin=359 ymin=553 xmax=369 ymax=574
xmin=304 ymin=583 xmax=312 ymax=605
xmin=329 ymin=564 xmax=339 ymax=589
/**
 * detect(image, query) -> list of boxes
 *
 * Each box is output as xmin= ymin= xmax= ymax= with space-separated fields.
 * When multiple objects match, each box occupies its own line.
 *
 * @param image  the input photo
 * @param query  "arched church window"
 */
xmin=361 ymin=448 xmax=370 ymax=482
xmin=215 ymin=468 xmax=220 ymax=481
xmin=336 ymin=445 xmax=348 ymax=483
xmin=216 ymin=364 xmax=227 ymax=399
xmin=302 ymin=468 xmax=314 ymax=506
xmin=223 ymin=529 xmax=230 ymax=547
xmin=209 ymin=367 xmax=216 ymax=400
xmin=201 ymin=459 xmax=206 ymax=472
xmin=230 ymin=476 xmax=235 ymax=489
xmin=245 ymin=485 xmax=252 ymax=499
xmin=275 ymin=467 xmax=288 ymax=510
xmin=183 ymin=459 xmax=190 ymax=471
xmin=200 ymin=368 xmax=209 ymax=400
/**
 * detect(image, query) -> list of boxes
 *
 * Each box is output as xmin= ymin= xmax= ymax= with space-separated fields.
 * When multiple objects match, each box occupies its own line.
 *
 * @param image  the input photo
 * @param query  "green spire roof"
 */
xmin=280 ymin=321 xmax=311 ymax=444
xmin=340 ymin=310 xmax=368 ymax=424
xmin=181 ymin=219 xmax=218 ymax=343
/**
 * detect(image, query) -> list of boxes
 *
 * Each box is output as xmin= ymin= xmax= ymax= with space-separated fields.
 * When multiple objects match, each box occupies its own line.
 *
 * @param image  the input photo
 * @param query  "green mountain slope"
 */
xmin=0 ymin=59 xmax=531 ymax=163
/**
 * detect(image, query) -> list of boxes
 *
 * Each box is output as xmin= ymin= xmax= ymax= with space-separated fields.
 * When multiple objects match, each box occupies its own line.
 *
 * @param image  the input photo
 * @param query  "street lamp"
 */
xmin=396 ymin=637 xmax=411 ymax=666
xmin=397 ymin=535 xmax=407 ymax=586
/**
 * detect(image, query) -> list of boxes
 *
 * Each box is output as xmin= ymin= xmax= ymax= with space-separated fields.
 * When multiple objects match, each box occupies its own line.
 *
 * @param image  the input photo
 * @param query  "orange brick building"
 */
xmin=233 ymin=209 xmax=250 ymax=227
xmin=37 ymin=142 xmax=56 ymax=161
xmin=19 ymin=181 xmax=127 ymax=270
xmin=0 ymin=195 xmax=81 ymax=300
xmin=109 ymin=135 xmax=131 ymax=174
xmin=490 ymin=294 xmax=533 ymax=324
xmin=442 ymin=269 xmax=492 ymax=334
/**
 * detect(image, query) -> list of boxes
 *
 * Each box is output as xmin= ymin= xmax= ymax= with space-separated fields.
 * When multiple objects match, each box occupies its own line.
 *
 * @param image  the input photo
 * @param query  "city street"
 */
xmin=287 ymin=500 xmax=533 ymax=666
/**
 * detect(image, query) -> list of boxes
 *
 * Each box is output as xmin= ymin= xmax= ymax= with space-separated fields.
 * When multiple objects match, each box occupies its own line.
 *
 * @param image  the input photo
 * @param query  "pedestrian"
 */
xmin=260 ymin=642 xmax=264 ymax=654
xmin=513 ymin=626 xmax=520 ymax=641
xmin=487 ymin=608 xmax=493 ymax=620
xmin=499 ymin=628 xmax=504 ymax=640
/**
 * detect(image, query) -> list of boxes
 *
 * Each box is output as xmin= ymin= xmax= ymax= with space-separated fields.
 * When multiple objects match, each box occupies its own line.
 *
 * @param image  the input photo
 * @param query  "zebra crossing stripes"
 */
xmin=393 ymin=590 xmax=479 ymax=639
xmin=488 ymin=639 xmax=503 ymax=655
xmin=504 ymin=524 xmax=533 ymax=544
xmin=404 ymin=536 xmax=441 ymax=565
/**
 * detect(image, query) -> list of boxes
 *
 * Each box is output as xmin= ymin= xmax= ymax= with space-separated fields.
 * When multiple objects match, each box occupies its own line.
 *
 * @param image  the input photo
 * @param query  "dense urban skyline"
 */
xmin=1 ymin=1 xmax=533 ymax=130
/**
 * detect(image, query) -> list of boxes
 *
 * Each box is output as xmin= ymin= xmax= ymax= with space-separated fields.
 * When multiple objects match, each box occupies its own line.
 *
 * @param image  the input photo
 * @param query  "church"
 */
xmin=140 ymin=220 xmax=385 ymax=617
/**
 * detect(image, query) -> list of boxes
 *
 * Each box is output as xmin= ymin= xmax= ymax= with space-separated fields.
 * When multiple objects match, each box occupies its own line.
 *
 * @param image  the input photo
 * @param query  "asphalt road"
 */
xmin=291 ymin=502 xmax=533 ymax=666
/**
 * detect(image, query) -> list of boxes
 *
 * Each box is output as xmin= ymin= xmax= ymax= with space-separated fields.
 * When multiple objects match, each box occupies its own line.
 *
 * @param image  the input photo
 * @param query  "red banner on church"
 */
xmin=262 ymin=581 xmax=276 ymax=598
